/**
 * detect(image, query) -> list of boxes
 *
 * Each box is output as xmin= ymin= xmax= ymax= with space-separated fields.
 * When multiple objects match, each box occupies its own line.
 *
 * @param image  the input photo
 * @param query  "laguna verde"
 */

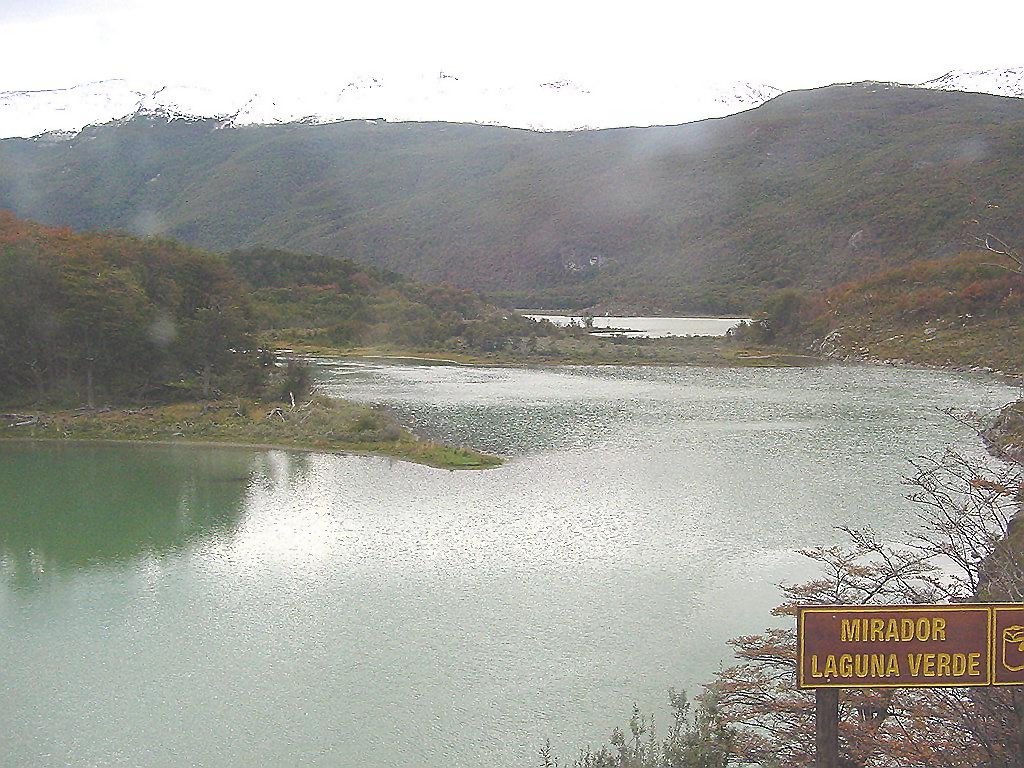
xmin=1 ymin=361 xmax=1016 ymax=767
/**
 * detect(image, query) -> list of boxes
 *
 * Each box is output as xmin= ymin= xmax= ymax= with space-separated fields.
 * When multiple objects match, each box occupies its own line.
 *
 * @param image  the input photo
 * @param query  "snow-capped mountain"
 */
xmin=3 ymin=67 xmax=1023 ymax=141
xmin=0 ymin=74 xmax=782 ymax=139
xmin=920 ymin=67 xmax=1024 ymax=99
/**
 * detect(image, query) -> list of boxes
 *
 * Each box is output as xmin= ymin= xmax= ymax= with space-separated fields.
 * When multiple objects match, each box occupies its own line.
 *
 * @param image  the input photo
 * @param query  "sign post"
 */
xmin=814 ymin=688 xmax=838 ymax=768
xmin=797 ymin=604 xmax=1024 ymax=768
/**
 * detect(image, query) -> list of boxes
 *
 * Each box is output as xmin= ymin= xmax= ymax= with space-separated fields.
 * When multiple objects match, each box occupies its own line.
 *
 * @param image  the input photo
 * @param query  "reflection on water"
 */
xmin=0 ymin=364 xmax=1017 ymax=768
xmin=0 ymin=443 xmax=254 ymax=588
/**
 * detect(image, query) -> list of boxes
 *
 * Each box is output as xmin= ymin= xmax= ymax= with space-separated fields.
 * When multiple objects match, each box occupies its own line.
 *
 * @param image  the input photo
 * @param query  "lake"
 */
xmin=0 ymin=362 xmax=1016 ymax=767
xmin=520 ymin=315 xmax=748 ymax=337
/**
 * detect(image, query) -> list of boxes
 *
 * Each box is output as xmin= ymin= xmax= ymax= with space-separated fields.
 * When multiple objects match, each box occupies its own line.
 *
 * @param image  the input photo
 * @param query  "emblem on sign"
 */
xmin=1002 ymin=625 xmax=1024 ymax=672
xmin=993 ymin=607 xmax=1024 ymax=685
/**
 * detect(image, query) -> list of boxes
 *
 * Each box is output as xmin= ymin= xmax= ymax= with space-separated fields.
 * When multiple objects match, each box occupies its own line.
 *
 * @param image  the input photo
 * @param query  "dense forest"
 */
xmin=0 ymin=212 xmax=265 ymax=406
xmin=4 ymin=85 xmax=1024 ymax=311
xmin=0 ymin=213 xmax=555 ymax=407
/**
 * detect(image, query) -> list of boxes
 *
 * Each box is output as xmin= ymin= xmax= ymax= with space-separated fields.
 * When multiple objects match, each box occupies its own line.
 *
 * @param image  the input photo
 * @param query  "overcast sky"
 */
xmin=3 ymin=0 xmax=1022 ymax=93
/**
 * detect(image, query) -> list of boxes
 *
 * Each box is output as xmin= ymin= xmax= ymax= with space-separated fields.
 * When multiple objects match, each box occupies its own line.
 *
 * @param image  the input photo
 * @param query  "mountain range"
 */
xmin=2 ymin=78 xmax=1024 ymax=312
xmin=1 ymin=67 xmax=1023 ymax=139
xmin=0 ymin=74 xmax=782 ymax=138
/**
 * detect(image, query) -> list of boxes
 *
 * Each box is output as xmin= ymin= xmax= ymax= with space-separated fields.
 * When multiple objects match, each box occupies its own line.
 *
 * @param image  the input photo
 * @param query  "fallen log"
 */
xmin=1 ymin=413 xmax=38 ymax=426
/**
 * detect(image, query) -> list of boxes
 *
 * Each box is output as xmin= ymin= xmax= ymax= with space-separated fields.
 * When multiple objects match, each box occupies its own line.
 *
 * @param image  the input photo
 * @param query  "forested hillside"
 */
xmin=226 ymin=246 xmax=549 ymax=351
xmin=4 ymin=85 xmax=1024 ymax=311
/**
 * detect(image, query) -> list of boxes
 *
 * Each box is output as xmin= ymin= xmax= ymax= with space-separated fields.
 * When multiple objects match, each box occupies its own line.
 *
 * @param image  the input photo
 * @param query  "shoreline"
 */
xmin=0 ymin=397 xmax=503 ymax=471
xmin=0 ymin=434 xmax=504 ymax=469
xmin=281 ymin=339 xmax=820 ymax=368
xmin=513 ymin=309 xmax=751 ymax=320
xmin=0 ymin=434 xmax=403 ymax=458
xmin=319 ymin=350 xmax=824 ymax=368
xmin=817 ymin=351 xmax=1022 ymax=385
xmin=311 ymin=348 xmax=1016 ymax=386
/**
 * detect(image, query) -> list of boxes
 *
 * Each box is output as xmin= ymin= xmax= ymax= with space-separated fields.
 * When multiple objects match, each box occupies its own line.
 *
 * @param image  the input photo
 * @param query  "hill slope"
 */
xmin=3 ymin=84 xmax=1024 ymax=311
xmin=743 ymin=251 xmax=1024 ymax=374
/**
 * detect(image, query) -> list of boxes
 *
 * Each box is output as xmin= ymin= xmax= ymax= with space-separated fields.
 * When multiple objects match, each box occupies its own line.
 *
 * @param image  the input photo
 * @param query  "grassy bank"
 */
xmin=0 ymin=396 xmax=502 ymax=470
xmin=805 ymin=315 xmax=1023 ymax=376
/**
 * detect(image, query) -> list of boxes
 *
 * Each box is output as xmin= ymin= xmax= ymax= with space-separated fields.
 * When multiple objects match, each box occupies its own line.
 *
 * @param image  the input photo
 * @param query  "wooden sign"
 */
xmin=800 ymin=604 xmax=1024 ymax=768
xmin=799 ymin=605 xmax=993 ymax=688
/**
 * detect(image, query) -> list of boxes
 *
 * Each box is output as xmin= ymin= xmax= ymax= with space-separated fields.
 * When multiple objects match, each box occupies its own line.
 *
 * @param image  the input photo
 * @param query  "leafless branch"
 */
xmin=970 ymin=233 xmax=1024 ymax=274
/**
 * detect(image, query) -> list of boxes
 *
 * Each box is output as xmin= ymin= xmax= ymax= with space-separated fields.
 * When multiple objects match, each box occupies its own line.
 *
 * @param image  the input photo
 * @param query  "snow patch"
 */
xmin=920 ymin=67 xmax=1024 ymax=99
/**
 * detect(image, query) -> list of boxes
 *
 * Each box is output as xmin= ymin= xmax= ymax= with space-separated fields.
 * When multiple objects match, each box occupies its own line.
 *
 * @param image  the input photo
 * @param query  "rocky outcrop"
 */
xmin=983 ymin=401 xmax=1024 ymax=465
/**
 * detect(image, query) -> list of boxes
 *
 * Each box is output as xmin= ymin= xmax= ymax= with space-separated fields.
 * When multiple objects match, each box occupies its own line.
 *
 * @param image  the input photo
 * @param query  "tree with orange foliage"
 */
xmin=0 ymin=213 xmax=263 ymax=406
xmin=706 ymin=421 xmax=1024 ymax=768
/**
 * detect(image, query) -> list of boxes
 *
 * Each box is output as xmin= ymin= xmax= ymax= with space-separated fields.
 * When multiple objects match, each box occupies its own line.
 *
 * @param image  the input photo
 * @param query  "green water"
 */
xmin=0 ymin=363 xmax=1017 ymax=767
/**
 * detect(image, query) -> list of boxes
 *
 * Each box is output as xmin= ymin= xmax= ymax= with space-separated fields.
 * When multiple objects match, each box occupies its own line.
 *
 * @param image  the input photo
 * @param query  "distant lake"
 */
xmin=0 ymin=363 xmax=1015 ymax=767
xmin=520 ymin=314 xmax=748 ymax=337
